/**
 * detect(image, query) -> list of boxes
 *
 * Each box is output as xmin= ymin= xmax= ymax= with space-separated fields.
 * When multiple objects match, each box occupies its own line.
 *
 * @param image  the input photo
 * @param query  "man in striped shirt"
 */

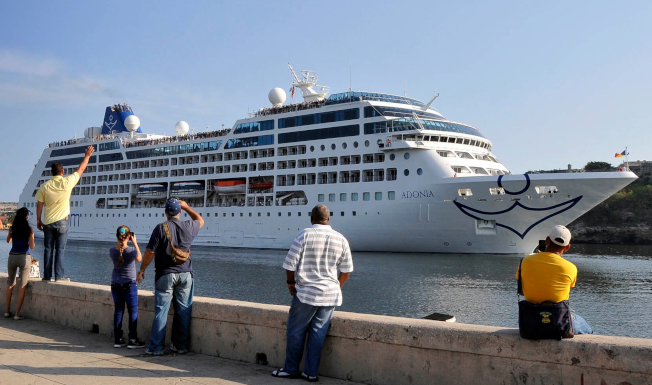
xmin=272 ymin=204 xmax=353 ymax=382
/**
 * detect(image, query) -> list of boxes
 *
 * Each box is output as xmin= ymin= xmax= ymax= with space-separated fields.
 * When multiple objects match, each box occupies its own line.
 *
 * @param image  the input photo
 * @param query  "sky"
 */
xmin=1 ymin=1 xmax=651 ymax=201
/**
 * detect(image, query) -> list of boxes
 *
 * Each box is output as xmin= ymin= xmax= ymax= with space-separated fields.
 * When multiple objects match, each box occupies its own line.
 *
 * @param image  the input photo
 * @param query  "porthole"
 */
xmin=342 ymin=142 xmax=347 ymax=149
xmin=389 ymin=154 xmax=395 ymax=161
xmin=353 ymin=141 xmax=358 ymax=148
xmin=404 ymin=169 xmax=410 ymax=176
xmin=417 ymin=168 xmax=423 ymax=175
xmin=364 ymin=140 xmax=370 ymax=147
xmin=331 ymin=143 xmax=336 ymax=150
xmin=310 ymin=146 xmax=314 ymax=152
xmin=404 ymin=152 xmax=410 ymax=160
xmin=321 ymin=145 xmax=325 ymax=151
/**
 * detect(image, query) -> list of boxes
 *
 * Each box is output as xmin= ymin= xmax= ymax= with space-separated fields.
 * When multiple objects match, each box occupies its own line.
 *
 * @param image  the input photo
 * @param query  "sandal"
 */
xmin=271 ymin=368 xmax=299 ymax=379
xmin=301 ymin=372 xmax=319 ymax=382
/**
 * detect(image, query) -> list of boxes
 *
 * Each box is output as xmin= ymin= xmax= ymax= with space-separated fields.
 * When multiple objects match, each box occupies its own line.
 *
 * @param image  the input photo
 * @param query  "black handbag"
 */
xmin=517 ymin=258 xmax=574 ymax=340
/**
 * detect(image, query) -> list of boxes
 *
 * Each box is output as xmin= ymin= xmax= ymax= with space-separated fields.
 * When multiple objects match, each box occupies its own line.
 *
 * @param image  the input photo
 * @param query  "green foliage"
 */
xmin=584 ymin=161 xmax=613 ymax=171
xmin=574 ymin=177 xmax=652 ymax=226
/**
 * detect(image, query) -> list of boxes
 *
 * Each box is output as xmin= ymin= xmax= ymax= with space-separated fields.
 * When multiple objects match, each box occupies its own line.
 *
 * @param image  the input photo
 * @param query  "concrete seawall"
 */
xmin=1 ymin=274 xmax=650 ymax=384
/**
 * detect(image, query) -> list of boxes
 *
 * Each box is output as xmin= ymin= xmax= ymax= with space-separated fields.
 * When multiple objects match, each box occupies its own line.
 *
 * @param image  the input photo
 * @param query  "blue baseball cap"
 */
xmin=165 ymin=198 xmax=182 ymax=216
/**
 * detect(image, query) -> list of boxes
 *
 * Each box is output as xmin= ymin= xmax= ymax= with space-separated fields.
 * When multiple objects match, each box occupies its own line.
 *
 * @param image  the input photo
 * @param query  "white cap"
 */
xmin=548 ymin=225 xmax=571 ymax=247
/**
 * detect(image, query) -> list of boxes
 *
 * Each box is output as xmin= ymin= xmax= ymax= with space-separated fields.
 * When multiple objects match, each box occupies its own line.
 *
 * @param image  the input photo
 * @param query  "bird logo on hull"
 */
xmin=454 ymin=196 xmax=582 ymax=239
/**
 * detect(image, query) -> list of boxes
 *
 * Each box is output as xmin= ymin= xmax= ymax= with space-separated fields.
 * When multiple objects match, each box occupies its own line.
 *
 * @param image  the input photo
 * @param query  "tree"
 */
xmin=584 ymin=161 xmax=613 ymax=172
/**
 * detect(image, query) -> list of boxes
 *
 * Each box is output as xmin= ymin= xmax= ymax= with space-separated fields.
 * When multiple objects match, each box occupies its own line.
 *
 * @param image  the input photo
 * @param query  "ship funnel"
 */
xmin=101 ymin=103 xmax=142 ymax=134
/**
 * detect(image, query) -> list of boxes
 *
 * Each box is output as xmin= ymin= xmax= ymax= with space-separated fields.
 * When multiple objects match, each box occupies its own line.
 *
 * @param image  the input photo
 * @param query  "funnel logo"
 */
xmin=104 ymin=114 xmax=117 ymax=131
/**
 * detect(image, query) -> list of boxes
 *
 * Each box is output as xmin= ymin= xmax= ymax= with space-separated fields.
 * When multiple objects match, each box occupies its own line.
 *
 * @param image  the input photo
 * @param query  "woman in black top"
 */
xmin=5 ymin=208 xmax=36 ymax=320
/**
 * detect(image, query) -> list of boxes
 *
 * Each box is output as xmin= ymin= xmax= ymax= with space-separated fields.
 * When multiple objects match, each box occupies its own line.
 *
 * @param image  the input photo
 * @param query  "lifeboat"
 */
xmin=214 ymin=180 xmax=246 ymax=194
xmin=137 ymin=184 xmax=167 ymax=199
xmin=171 ymin=182 xmax=204 ymax=199
xmin=250 ymin=181 xmax=273 ymax=190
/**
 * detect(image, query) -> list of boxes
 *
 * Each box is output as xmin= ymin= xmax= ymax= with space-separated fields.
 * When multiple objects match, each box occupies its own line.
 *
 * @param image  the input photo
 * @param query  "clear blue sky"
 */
xmin=1 ymin=1 xmax=651 ymax=201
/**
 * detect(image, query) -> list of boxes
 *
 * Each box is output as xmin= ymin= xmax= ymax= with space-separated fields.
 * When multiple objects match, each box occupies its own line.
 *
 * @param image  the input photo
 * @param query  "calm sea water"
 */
xmin=1 ymin=230 xmax=650 ymax=339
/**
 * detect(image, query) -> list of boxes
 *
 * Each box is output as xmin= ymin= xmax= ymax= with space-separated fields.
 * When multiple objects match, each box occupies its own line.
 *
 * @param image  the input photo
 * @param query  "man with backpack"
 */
xmin=137 ymin=198 xmax=204 ymax=355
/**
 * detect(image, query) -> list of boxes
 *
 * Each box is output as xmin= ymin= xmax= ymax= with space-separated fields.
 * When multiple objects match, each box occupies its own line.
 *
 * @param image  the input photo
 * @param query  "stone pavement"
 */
xmin=0 ymin=317 xmax=360 ymax=385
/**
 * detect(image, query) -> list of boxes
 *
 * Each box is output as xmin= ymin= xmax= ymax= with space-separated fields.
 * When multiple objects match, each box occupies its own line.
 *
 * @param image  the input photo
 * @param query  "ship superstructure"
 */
xmin=18 ymin=68 xmax=637 ymax=253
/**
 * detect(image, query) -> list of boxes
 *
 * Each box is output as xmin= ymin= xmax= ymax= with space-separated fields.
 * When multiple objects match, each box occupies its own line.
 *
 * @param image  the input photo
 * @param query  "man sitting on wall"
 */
xmin=516 ymin=225 xmax=594 ymax=335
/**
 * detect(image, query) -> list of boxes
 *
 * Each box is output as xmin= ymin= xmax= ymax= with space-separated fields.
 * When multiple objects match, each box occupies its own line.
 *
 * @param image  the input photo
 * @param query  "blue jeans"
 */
xmin=43 ymin=219 xmax=68 ymax=280
xmin=571 ymin=310 xmax=594 ymax=334
xmin=148 ymin=272 xmax=194 ymax=353
xmin=111 ymin=282 xmax=139 ymax=340
xmin=284 ymin=296 xmax=335 ymax=377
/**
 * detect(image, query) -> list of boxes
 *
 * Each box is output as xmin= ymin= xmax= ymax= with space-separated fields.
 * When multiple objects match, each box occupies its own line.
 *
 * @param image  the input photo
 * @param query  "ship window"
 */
xmin=223 ymin=213 xmax=226 ymax=217
xmin=404 ymin=153 xmax=410 ymax=160
xmin=354 ymin=141 xmax=358 ymax=148
xmin=388 ymin=191 xmax=395 ymax=200
xmin=298 ymin=212 xmax=301 ymax=216
xmin=363 ymin=192 xmax=370 ymax=201
xmin=340 ymin=193 xmax=347 ymax=201
xmin=149 ymin=214 xmax=151 ymax=217
xmin=278 ymin=212 xmax=281 ymax=217
xmin=458 ymin=189 xmax=473 ymax=196
xmin=340 ymin=212 xmax=344 ymax=216
xmin=489 ymin=187 xmax=505 ymax=195
xmin=535 ymin=186 xmax=558 ymax=194
xmin=417 ymin=168 xmax=423 ymax=175
xmin=404 ymin=169 xmax=409 ymax=176
xmin=288 ymin=212 xmax=291 ymax=216
xmin=331 ymin=144 xmax=336 ymax=150
xmin=321 ymin=145 xmax=325 ymax=151
xmin=351 ymin=193 xmax=358 ymax=201
xmin=267 ymin=212 xmax=270 ymax=216
xmin=258 ymin=212 xmax=261 ymax=216
xmin=318 ymin=194 xmax=324 ymax=202
xmin=375 ymin=192 xmax=382 ymax=200
xmin=278 ymin=125 xmax=360 ymax=144
xmin=352 ymin=211 xmax=356 ymax=216
xmin=310 ymin=146 xmax=314 ymax=152
xmin=232 ymin=213 xmax=235 ymax=217
xmin=240 ymin=213 xmax=244 ymax=217
xmin=365 ymin=140 xmax=369 ymax=147
xmin=389 ymin=154 xmax=395 ymax=161
xmin=329 ymin=193 xmax=335 ymax=202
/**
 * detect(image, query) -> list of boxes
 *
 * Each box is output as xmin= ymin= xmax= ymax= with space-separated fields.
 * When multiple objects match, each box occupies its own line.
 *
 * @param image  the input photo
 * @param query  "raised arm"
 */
xmin=180 ymin=200 xmax=204 ymax=229
xmin=130 ymin=233 xmax=143 ymax=262
xmin=75 ymin=146 xmax=95 ymax=178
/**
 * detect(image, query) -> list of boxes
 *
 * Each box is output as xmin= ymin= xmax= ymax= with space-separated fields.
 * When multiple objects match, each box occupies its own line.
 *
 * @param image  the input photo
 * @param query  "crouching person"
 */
xmin=272 ymin=204 xmax=353 ymax=382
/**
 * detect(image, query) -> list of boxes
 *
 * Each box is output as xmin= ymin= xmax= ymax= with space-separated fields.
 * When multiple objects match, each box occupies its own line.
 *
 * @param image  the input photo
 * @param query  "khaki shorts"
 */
xmin=7 ymin=253 xmax=31 ymax=288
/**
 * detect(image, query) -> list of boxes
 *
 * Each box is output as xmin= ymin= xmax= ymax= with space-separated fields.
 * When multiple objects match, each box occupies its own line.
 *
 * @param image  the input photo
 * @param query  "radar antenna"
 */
xmin=423 ymin=92 xmax=439 ymax=111
xmin=287 ymin=63 xmax=330 ymax=102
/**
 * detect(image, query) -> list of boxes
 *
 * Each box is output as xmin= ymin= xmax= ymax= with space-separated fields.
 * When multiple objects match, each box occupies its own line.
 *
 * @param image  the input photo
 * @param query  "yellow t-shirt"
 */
xmin=515 ymin=252 xmax=577 ymax=304
xmin=35 ymin=172 xmax=80 ymax=225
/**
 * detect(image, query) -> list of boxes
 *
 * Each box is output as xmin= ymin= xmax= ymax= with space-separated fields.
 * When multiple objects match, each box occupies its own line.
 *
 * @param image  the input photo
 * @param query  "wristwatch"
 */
xmin=287 ymin=280 xmax=296 ymax=284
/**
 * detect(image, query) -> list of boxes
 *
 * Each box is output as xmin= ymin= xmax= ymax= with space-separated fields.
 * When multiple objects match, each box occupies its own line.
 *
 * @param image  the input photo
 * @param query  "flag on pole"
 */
xmin=291 ymin=86 xmax=295 ymax=98
xmin=615 ymin=149 xmax=629 ymax=158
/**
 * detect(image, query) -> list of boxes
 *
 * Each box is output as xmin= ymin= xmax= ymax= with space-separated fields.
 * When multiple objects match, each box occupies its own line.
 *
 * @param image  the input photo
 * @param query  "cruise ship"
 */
xmin=18 ymin=66 xmax=637 ymax=254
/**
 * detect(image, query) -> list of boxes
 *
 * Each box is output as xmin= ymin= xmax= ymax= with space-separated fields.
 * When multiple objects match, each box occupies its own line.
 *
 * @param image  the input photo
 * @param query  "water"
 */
xmin=1 ymin=230 xmax=650 ymax=339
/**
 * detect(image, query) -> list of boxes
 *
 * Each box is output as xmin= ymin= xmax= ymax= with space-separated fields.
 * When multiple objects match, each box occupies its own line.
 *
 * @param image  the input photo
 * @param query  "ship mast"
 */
xmin=287 ymin=64 xmax=330 ymax=102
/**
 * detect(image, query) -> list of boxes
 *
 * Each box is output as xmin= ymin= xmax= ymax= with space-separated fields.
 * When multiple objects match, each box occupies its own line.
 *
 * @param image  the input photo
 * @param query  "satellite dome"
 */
xmin=124 ymin=115 xmax=141 ymax=132
xmin=268 ymin=87 xmax=286 ymax=107
xmin=175 ymin=121 xmax=190 ymax=135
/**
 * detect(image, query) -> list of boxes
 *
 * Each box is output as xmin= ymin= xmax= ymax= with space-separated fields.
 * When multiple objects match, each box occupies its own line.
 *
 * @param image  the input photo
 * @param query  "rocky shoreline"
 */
xmin=568 ymin=223 xmax=652 ymax=245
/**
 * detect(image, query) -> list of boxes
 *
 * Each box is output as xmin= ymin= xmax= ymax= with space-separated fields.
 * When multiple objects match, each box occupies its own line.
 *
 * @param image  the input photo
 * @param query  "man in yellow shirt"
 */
xmin=516 ymin=225 xmax=593 ymax=334
xmin=36 ymin=145 xmax=94 ymax=282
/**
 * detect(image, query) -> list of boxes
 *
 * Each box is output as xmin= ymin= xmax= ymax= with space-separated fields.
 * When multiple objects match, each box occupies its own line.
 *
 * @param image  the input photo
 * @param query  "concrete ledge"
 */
xmin=1 ymin=274 xmax=651 ymax=384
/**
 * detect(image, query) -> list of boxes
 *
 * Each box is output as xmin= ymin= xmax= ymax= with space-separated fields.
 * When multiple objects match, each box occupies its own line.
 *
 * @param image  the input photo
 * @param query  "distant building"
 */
xmin=526 ymin=164 xmax=584 ymax=174
xmin=618 ymin=160 xmax=652 ymax=177
xmin=0 ymin=202 xmax=18 ymax=212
